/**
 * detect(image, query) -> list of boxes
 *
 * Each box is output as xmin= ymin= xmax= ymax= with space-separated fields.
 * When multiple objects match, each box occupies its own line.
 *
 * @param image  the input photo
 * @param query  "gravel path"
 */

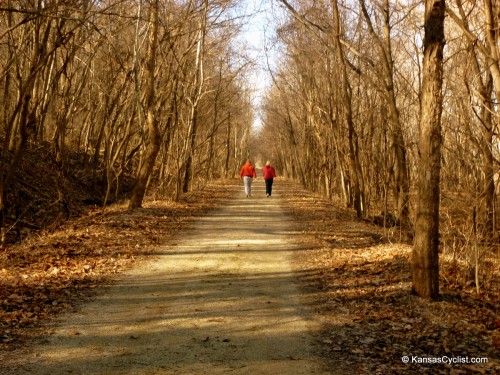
xmin=12 ymin=183 xmax=332 ymax=374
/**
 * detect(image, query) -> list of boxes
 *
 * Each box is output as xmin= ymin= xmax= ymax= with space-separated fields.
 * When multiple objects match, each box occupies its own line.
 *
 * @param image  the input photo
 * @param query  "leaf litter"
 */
xmin=0 ymin=179 xmax=498 ymax=374
xmin=0 ymin=181 xmax=237 ymax=352
xmin=280 ymin=181 xmax=499 ymax=375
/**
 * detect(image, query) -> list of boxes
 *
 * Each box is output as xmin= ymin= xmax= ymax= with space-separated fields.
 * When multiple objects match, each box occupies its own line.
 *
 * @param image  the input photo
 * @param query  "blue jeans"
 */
xmin=243 ymin=176 xmax=253 ymax=196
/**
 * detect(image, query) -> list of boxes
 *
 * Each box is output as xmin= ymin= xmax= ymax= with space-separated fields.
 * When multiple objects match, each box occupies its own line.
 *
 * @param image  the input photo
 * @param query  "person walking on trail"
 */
xmin=240 ymin=159 xmax=257 ymax=197
xmin=262 ymin=161 xmax=277 ymax=197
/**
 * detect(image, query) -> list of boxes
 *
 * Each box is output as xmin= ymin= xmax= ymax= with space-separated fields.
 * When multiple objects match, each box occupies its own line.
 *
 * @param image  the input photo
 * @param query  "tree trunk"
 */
xmin=453 ymin=0 xmax=495 ymax=238
xmin=359 ymin=0 xmax=409 ymax=227
xmin=224 ymin=112 xmax=232 ymax=178
xmin=481 ymin=0 xmax=497 ymax=238
xmin=412 ymin=0 xmax=445 ymax=300
xmin=182 ymin=0 xmax=208 ymax=193
xmin=182 ymin=110 xmax=197 ymax=193
xmin=331 ymin=0 xmax=363 ymax=218
xmin=129 ymin=0 xmax=160 ymax=209
xmin=0 ymin=8 xmax=52 ymax=245
xmin=481 ymin=86 xmax=494 ymax=237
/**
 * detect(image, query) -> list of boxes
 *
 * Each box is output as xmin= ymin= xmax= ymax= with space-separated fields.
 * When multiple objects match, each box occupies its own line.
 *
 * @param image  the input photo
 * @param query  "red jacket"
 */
xmin=262 ymin=165 xmax=276 ymax=180
xmin=240 ymin=162 xmax=257 ymax=178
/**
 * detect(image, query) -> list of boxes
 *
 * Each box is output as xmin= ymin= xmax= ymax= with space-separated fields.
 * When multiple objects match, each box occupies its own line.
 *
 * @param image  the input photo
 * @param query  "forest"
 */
xmin=0 ymin=0 xmax=500 ymax=373
xmin=0 ymin=0 xmax=254 ymax=242
xmin=260 ymin=0 xmax=499 ymax=299
xmin=0 ymin=0 xmax=499 ymax=363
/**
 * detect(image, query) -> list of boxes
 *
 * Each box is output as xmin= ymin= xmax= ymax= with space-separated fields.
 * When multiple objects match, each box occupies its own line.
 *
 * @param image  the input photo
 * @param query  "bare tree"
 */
xmin=0 ymin=1 xmax=63 ymax=243
xmin=129 ymin=0 xmax=161 ymax=209
xmin=181 ymin=0 xmax=208 ymax=193
xmin=446 ymin=0 xmax=497 ymax=237
xmin=412 ymin=0 xmax=446 ymax=300
xmin=358 ymin=0 xmax=410 ymax=227
xmin=330 ymin=0 xmax=364 ymax=218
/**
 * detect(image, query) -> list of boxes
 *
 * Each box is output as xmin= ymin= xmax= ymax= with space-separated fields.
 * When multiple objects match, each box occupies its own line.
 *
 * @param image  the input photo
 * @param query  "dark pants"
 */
xmin=265 ymin=179 xmax=274 ymax=196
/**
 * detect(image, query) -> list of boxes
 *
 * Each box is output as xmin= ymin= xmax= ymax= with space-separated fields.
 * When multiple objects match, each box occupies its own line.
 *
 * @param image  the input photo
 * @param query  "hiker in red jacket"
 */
xmin=240 ymin=159 xmax=257 ymax=197
xmin=262 ymin=161 xmax=277 ymax=197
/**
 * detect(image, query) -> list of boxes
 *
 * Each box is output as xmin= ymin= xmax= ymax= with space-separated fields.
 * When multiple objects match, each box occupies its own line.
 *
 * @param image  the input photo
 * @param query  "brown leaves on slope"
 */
xmin=281 ymin=181 xmax=499 ymax=375
xmin=0 ymin=182 xmax=240 ymax=350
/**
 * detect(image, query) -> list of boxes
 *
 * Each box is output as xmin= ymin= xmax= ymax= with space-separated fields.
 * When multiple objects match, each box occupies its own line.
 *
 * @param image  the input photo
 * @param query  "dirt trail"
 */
xmin=10 ymin=183 xmax=331 ymax=374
